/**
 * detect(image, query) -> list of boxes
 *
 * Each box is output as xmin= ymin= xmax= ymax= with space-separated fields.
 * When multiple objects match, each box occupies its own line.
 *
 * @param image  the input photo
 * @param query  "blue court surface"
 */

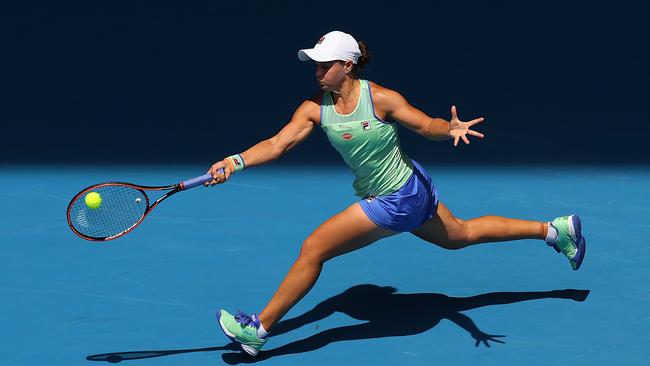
xmin=2 ymin=164 xmax=649 ymax=365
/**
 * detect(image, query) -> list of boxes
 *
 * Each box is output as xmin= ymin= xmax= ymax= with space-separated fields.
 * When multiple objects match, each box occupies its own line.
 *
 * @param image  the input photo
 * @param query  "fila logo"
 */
xmin=233 ymin=158 xmax=242 ymax=166
xmin=361 ymin=121 xmax=372 ymax=131
xmin=317 ymin=36 xmax=325 ymax=44
xmin=341 ymin=133 xmax=353 ymax=140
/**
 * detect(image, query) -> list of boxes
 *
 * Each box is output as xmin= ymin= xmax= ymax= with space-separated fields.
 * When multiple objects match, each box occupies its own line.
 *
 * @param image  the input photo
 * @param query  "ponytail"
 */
xmin=352 ymin=41 xmax=372 ymax=76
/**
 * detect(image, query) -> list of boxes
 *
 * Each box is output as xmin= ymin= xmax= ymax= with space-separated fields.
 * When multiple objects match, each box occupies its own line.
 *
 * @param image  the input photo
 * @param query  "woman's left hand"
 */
xmin=449 ymin=105 xmax=485 ymax=147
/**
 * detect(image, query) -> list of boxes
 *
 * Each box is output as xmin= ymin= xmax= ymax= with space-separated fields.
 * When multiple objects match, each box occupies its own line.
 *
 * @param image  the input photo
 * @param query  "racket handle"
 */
xmin=180 ymin=168 xmax=224 ymax=190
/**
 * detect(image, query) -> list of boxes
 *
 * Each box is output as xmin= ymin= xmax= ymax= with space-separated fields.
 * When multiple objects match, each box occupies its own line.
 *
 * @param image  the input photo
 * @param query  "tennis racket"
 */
xmin=66 ymin=170 xmax=223 ymax=241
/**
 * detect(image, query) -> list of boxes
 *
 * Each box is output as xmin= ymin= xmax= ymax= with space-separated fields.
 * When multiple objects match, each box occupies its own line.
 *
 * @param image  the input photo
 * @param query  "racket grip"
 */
xmin=181 ymin=169 xmax=224 ymax=190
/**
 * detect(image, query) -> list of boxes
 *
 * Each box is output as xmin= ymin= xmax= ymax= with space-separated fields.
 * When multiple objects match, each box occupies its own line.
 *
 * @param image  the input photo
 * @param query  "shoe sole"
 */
xmin=569 ymin=215 xmax=586 ymax=270
xmin=216 ymin=310 xmax=260 ymax=357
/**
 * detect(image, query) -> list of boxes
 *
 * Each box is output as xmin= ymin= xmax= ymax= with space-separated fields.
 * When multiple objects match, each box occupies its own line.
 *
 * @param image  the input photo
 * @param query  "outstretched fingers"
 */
xmin=449 ymin=105 xmax=485 ymax=146
xmin=466 ymin=117 xmax=484 ymax=127
xmin=467 ymin=129 xmax=485 ymax=138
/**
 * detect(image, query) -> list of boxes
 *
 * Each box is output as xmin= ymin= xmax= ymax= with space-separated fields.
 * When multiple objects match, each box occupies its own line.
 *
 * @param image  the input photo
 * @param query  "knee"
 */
xmin=440 ymin=218 xmax=473 ymax=250
xmin=298 ymin=236 xmax=327 ymax=264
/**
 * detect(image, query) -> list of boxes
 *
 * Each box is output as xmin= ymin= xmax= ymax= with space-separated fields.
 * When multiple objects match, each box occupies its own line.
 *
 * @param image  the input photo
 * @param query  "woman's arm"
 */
xmin=206 ymin=98 xmax=320 ymax=184
xmin=371 ymin=83 xmax=484 ymax=146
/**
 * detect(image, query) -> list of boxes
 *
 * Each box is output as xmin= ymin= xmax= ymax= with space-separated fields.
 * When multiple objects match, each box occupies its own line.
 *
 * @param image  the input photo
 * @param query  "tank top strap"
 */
xmin=320 ymin=90 xmax=333 ymax=125
xmin=358 ymin=80 xmax=376 ymax=118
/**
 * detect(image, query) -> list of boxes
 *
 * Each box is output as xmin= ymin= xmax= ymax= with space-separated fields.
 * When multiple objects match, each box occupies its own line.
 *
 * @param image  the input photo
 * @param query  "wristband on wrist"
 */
xmin=224 ymin=154 xmax=245 ymax=173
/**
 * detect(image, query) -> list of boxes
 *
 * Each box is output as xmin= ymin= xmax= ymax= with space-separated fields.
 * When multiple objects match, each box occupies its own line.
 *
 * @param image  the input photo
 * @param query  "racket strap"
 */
xmin=225 ymin=154 xmax=246 ymax=173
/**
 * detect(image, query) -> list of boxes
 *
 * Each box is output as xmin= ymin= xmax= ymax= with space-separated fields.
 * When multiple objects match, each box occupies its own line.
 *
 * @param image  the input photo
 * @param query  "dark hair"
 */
xmin=352 ymin=41 xmax=371 ymax=76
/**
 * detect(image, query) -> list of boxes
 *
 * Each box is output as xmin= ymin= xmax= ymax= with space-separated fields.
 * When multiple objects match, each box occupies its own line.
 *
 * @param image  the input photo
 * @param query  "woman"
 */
xmin=205 ymin=30 xmax=586 ymax=356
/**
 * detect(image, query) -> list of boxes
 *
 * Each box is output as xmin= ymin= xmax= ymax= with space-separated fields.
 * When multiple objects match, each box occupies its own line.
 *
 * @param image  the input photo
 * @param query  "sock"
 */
xmin=545 ymin=222 xmax=558 ymax=243
xmin=257 ymin=321 xmax=269 ymax=339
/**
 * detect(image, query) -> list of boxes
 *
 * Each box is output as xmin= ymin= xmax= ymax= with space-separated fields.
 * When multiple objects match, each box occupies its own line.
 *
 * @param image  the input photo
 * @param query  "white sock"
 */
xmin=257 ymin=321 xmax=269 ymax=339
xmin=545 ymin=222 xmax=558 ymax=243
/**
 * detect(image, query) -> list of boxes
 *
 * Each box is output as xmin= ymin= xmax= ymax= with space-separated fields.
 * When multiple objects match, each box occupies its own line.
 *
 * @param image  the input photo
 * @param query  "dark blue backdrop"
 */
xmin=3 ymin=2 xmax=648 ymax=164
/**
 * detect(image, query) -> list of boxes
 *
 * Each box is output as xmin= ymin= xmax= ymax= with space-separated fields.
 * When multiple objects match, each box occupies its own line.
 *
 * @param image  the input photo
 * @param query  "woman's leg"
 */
xmin=411 ymin=201 xmax=547 ymax=249
xmin=259 ymin=203 xmax=396 ymax=330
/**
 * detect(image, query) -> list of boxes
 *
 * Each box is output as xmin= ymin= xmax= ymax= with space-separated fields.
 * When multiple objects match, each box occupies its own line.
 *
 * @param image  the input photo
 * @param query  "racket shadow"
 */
xmin=221 ymin=284 xmax=590 ymax=364
xmin=86 ymin=344 xmax=239 ymax=363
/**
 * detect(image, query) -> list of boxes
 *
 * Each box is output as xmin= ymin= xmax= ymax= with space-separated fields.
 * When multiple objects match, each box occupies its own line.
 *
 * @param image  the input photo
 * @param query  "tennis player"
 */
xmin=205 ymin=31 xmax=587 ymax=356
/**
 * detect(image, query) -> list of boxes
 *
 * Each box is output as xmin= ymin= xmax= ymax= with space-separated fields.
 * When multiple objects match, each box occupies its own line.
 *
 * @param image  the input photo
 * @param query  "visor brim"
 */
xmin=297 ymin=48 xmax=338 ymax=62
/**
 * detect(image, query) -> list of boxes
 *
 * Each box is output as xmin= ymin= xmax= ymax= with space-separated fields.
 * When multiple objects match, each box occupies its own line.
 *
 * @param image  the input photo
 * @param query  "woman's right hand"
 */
xmin=204 ymin=160 xmax=232 ymax=186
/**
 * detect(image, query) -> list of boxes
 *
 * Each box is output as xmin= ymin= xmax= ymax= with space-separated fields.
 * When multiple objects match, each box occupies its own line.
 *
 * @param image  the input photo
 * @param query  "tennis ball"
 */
xmin=85 ymin=191 xmax=102 ymax=209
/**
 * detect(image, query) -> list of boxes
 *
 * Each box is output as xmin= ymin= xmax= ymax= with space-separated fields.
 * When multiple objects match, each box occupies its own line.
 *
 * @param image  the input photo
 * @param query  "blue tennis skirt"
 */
xmin=359 ymin=160 xmax=439 ymax=232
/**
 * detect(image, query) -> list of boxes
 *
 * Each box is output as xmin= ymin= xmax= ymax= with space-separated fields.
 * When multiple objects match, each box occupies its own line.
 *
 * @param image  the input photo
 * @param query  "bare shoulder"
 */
xmin=293 ymin=92 xmax=323 ymax=125
xmin=368 ymin=81 xmax=408 ymax=115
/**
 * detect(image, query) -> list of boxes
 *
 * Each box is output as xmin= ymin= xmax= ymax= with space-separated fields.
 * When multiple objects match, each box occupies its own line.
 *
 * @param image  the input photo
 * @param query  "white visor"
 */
xmin=298 ymin=31 xmax=361 ymax=64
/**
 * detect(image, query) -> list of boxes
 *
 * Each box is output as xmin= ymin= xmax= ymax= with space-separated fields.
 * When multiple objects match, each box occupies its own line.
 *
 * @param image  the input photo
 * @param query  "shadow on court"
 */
xmin=86 ymin=285 xmax=589 ymax=364
xmin=86 ymin=345 xmax=239 ymax=363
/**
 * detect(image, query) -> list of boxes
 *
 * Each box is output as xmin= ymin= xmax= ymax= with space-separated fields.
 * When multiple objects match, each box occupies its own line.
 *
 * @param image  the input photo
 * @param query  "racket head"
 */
xmin=67 ymin=183 xmax=152 ymax=241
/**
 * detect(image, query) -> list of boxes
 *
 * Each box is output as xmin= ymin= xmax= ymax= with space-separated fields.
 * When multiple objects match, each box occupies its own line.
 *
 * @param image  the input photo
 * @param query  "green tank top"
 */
xmin=320 ymin=79 xmax=413 ymax=197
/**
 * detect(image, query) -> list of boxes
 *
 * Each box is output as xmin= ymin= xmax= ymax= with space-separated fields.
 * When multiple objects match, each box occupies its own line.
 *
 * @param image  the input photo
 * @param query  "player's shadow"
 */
xmin=86 ymin=285 xmax=589 ymax=364
xmin=221 ymin=285 xmax=590 ymax=364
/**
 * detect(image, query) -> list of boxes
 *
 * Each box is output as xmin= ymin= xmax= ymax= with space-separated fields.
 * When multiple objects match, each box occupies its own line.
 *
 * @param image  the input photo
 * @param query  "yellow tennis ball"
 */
xmin=85 ymin=191 xmax=102 ymax=209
